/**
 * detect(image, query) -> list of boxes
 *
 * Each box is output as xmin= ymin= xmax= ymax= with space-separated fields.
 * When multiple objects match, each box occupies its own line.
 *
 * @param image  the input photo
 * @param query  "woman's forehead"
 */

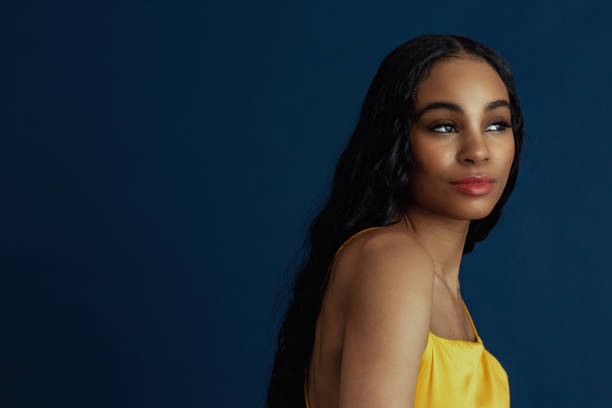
xmin=414 ymin=58 xmax=509 ymax=111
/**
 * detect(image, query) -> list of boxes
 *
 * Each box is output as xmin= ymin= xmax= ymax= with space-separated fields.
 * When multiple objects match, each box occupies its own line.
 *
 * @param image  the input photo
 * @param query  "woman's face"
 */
xmin=407 ymin=57 xmax=515 ymax=221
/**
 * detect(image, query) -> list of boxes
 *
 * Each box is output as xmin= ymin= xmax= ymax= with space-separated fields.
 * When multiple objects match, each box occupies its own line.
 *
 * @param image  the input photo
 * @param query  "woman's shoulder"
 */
xmin=331 ymin=226 xmax=435 ymax=311
xmin=333 ymin=225 xmax=434 ymax=275
xmin=333 ymin=226 xmax=435 ymax=402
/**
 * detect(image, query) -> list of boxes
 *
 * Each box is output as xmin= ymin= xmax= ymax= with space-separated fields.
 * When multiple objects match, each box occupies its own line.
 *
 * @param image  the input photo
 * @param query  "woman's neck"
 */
xmin=394 ymin=208 xmax=469 ymax=298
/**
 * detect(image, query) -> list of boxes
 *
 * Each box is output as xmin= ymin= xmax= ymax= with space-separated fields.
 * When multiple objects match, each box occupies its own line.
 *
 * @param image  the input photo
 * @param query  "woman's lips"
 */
xmin=448 ymin=176 xmax=496 ymax=196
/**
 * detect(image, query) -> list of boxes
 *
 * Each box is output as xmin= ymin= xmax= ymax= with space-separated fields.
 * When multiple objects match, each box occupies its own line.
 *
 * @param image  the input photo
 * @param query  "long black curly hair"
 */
xmin=265 ymin=33 xmax=525 ymax=408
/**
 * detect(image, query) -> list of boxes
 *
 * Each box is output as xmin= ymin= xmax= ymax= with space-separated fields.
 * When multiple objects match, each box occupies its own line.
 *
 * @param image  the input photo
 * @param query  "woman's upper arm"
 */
xmin=338 ymin=240 xmax=434 ymax=408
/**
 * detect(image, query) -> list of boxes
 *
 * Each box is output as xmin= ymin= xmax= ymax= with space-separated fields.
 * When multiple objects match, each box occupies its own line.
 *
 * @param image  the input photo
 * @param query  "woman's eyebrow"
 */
xmin=413 ymin=99 xmax=511 ymax=119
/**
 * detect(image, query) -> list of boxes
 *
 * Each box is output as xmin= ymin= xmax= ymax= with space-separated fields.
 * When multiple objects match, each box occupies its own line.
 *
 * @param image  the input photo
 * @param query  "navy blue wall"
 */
xmin=5 ymin=0 xmax=612 ymax=406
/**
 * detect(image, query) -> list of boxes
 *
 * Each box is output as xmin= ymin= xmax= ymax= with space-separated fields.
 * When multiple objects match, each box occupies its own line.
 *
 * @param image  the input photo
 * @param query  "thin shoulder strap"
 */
xmin=461 ymin=299 xmax=480 ymax=341
xmin=304 ymin=366 xmax=311 ymax=408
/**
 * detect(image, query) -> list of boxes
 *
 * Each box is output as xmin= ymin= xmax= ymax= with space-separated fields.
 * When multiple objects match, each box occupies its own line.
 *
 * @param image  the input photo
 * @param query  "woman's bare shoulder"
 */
xmin=335 ymin=227 xmax=435 ymax=407
xmin=332 ymin=226 xmax=435 ymax=316
xmin=333 ymin=226 xmax=434 ymax=286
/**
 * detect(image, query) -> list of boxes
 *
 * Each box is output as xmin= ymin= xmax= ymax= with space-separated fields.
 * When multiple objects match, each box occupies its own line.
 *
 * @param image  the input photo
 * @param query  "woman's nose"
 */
xmin=458 ymin=128 xmax=490 ymax=165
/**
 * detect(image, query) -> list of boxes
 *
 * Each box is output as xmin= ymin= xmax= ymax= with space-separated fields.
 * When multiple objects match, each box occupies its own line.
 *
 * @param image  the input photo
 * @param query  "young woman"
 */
xmin=266 ymin=34 xmax=524 ymax=408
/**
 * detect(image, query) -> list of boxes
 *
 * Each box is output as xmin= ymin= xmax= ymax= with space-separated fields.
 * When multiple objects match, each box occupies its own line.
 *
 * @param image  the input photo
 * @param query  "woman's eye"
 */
xmin=486 ymin=121 xmax=510 ymax=131
xmin=430 ymin=123 xmax=457 ymax=133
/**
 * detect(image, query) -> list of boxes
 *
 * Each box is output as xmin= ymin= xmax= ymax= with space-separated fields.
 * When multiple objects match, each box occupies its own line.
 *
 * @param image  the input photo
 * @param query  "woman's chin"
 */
xmin=446 ymin=203 xmax=496 ymax=221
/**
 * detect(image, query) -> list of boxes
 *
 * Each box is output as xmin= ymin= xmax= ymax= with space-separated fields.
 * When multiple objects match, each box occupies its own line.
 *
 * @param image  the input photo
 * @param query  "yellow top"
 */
xmin=304 ymin=226 xmax=510 ymax=408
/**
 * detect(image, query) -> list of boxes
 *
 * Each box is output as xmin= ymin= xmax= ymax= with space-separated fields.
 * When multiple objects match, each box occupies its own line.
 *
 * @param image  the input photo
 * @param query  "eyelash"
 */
xmin=429 ymin=121 xmax=511 ymax=133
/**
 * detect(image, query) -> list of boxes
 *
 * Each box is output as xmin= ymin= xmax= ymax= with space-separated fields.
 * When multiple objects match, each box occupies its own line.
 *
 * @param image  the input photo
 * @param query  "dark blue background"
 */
xmin=4 ymin=0 xmax=612 ymax=406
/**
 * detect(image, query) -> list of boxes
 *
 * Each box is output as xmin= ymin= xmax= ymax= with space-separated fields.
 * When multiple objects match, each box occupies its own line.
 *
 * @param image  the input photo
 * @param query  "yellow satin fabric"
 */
xmin=413 ymin=321 xmax=510 ymax=407
xmin=304 ymin=226 xmax=510 ymax=408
